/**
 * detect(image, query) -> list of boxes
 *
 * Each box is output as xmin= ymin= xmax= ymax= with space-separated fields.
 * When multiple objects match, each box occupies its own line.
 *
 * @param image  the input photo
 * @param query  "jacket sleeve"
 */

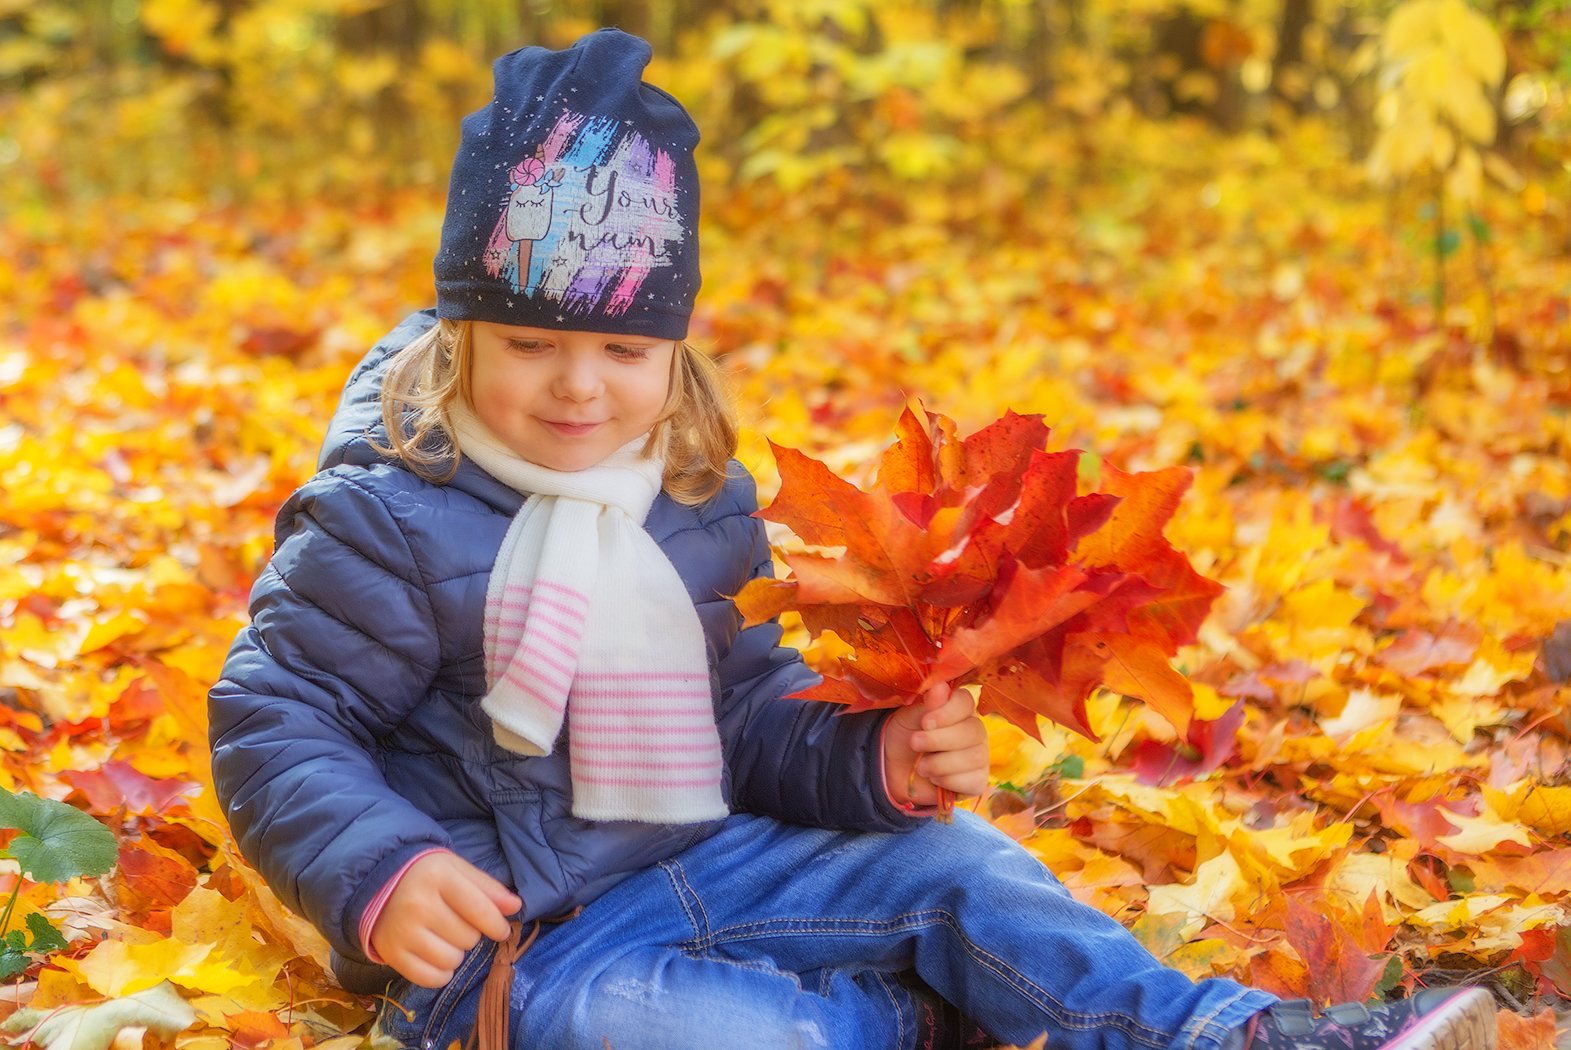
xmin=712 ymin=471 xmax=928 ymax=832
xmin=208 ymin=468 xmax=453 ymax=965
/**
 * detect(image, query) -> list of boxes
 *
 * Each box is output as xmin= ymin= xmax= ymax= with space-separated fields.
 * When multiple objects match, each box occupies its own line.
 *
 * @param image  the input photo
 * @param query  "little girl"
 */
xmin=209 ymin=28 xmax=1496 ymax=1050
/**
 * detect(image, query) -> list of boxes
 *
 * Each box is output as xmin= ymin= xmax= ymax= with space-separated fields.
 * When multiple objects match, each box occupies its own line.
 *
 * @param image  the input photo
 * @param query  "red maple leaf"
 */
xmin=736 ymin=408 xmax=1224 ymax=809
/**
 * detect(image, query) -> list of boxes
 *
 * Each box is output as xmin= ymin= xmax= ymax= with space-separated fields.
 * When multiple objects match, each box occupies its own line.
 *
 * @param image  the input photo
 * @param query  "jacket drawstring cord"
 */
xmin=468 ymin=907 xmax=583 ymax=1050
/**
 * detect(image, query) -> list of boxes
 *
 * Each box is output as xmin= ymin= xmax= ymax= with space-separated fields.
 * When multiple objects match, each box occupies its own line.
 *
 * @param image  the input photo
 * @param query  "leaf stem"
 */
xmin=0 ymin=879 xmax=19 ymax=941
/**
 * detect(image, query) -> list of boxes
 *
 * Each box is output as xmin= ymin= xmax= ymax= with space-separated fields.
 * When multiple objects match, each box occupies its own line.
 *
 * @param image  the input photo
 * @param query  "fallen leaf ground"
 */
xmin=1 ymin=113 xmax=1569 ymax=1047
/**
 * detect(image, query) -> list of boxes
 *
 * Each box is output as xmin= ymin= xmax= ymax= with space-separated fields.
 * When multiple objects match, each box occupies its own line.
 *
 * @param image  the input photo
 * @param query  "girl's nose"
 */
xmin=552 ymin=355 xmax=604 ymax=401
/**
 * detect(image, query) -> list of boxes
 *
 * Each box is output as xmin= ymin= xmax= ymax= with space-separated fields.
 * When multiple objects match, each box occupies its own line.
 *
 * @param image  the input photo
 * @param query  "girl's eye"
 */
xmin=506 ymin=339 xmax=549 ymax=353
xmin=607 ymin=344 xmax=650 ymax=360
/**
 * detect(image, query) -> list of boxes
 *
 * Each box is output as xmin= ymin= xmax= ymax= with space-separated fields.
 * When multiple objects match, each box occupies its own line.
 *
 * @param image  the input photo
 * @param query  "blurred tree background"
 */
xmin=3 ymin=0 xmax=1569 ymax=349
xmin=3 ymin=0 xmax=1568 ymax=219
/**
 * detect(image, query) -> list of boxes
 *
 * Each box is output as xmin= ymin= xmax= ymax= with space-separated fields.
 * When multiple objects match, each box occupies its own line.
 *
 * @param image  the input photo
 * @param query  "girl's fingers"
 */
xmin=443 ymin=874 xmax=515 ymax=943
xmin=436 ymin=886 xmax=509 ymax=943
xmin=916 ymin=743 xmax=990 ymax=795
xmin=395 ymin=949 xmax=457 ymax=990
xmin=916 ymin=744 xmax=989 ymax=779
xmin=457 ymin=859 xmax=524 ymax=915
xmin=910 ymin=717 xmax=988 ymax=755
xmin=408 ymin=927 xmax=467 ymax=973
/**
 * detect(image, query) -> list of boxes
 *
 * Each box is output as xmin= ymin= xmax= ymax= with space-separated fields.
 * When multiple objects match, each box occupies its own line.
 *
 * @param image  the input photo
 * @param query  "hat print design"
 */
xmin=481 ymin=110 xmax=685 ymax=318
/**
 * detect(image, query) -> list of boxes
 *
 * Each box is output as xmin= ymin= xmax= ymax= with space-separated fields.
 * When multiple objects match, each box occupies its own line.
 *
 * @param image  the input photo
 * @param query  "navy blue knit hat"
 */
xmin=434 ymin=29 xmax=700 ymax=340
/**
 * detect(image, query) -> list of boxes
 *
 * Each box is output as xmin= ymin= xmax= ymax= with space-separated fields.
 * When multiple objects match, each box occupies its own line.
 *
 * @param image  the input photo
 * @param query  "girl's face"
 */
xmin=468 ymin=321 xmax=675 ymax=472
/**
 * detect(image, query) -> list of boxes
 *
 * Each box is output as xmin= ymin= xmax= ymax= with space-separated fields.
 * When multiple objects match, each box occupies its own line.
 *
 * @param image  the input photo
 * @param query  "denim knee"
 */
xmin=522 ymin=952 xmax=843 ymax=1050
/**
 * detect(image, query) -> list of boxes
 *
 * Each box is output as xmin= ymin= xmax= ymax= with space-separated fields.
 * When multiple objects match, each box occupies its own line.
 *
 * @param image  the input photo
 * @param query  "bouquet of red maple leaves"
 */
xmin=735 ymin=408 xmax=1223 ymax=809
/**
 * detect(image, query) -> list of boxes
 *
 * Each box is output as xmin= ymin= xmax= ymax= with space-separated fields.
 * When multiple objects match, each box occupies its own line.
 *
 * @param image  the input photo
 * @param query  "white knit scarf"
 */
xmin=450 ymin=404 xmax=728 ymax=824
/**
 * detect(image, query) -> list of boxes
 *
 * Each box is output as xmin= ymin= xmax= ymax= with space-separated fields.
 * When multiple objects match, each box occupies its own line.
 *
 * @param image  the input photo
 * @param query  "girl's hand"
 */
xmin=370 ymin=852 xmax=522 ymax=988
xmin=882 ymin=681 xmax=989 ymax=808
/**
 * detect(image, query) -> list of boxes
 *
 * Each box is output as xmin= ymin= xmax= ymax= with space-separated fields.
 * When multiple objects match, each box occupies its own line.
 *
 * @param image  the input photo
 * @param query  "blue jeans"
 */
xmin=375 ymin=810 xmax=1275 ymax=1050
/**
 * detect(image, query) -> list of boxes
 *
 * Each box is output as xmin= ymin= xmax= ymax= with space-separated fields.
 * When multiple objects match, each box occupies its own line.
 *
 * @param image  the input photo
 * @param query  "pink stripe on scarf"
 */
xmin=503 ymin=667 xmax=567 ymax=712
xmin=570 ymin=756 xmax=722 ymax=771
xmin=570 ymin=723 xmax=720 ymax=737
xmin=571 ymin=735 xmax=719 ymax=751
xmin=574 ymin=671 xmax=709 ymax=683
xmin=516 ymin=627 xmax=580 ymax=662
xmin=535 ymin=579 xmax=590 ymax=604
xmin=568 ymin=705 xmax=718 ymax=718
xmin=572 ymin=689 xmax=711 ymax=701
xmin=504 ymin=646 xmax=570 ymax=688
xmin=496 ymin=594 xmax=589 ymax=625
xmin=573 ymin=772 xmax=720 ymax=788
xmin=517 ymin=644 xmax=576 ymax=682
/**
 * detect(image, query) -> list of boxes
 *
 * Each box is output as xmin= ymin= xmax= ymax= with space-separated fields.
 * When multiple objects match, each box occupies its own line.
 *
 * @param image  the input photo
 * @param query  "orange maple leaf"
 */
xmin=736 ymin=407 xmax=1222 ymax=756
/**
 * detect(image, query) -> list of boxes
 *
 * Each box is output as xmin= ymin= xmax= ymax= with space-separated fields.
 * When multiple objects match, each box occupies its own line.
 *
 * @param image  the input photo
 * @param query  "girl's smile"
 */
xmin=467 ymin=320 xmax=675 ymax=471
xmin=542 ymin=419 xmax=603 ymax=434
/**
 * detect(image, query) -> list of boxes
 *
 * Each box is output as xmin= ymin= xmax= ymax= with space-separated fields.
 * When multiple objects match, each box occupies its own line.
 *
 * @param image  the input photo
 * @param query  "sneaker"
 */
xmin=1226 ymin=987 xmax=1497 ymax=1050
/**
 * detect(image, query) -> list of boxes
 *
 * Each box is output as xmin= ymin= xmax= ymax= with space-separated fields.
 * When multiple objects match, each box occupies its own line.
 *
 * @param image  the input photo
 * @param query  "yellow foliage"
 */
xmin=1369 ymin=0 xmax=1507 ymax=201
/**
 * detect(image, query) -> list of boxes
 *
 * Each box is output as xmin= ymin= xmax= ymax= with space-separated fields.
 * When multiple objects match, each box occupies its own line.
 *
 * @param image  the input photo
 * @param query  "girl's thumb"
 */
xmin=924 ymin=680 xmax=951 ymax=708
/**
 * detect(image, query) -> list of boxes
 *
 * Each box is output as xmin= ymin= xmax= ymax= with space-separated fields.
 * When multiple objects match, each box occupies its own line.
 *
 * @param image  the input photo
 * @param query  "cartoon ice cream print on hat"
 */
xmin=480 ymin=109 xmax=684 ymax=319
xmin=491 ymin=151 xmax=564 ymax=281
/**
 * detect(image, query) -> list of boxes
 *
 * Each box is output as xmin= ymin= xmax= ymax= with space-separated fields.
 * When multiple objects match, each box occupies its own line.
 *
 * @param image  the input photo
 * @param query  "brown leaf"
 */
xmin=1281 ymin=894 xmax=1388 ymax=1006
xmin=1495 ymin=1007 xmax=1557 ymax=1050
xmin=1376 ymin=622 xmax=1482 ymax=677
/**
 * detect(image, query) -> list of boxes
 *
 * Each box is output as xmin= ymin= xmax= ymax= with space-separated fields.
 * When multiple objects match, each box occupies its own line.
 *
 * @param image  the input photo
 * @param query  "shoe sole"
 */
xmin=1383 ymin=988 xmax=1497 ymax=1050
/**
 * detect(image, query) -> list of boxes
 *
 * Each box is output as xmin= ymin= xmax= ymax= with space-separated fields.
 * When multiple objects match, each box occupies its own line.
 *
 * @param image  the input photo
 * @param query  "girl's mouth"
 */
xmin=543 ymin=420 xmax=603 ymax=436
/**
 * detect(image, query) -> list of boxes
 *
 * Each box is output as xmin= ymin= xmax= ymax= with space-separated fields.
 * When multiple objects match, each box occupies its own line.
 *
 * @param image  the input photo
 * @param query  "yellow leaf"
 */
xmin=1437 ymin=0 xmax=1505 ymax=86
xmin=1231 ymin=817 xmax=1353 ymax=878
xmin=1020 ymin=827 xmax=1089 ymax=872
xmin=1490 ymin=783 xmax=1571 ymax=837
xmin=1445 ymin=85 xmax=1496 ymax=146
xmin=986 ymin=716 xmax=1060 ymax=787
xmin=1281 ymin=579 xmax=1365 ymax=633
xmin=1325 ymin=850 xmax=1437 ymax=921
xmin=1435 ymin=806 xmax=1533 ymax=855
xmin=1146 ymin=851 xmax=1247 ymax=940
xmin=1318 ymin=689 xmax=1401 ymax=741
xmin=1445 ymin=146 xmax=1484 ymax=203
xmin=79 ymin=610 xmax=150 ymax=655
xmin=1429 ymin=123 xmax=1457 ymax=169
xmin=63 ymin=938 xmax=213 ymax=998
xmin=1383 ymin=0 xmax=1441 ymax=60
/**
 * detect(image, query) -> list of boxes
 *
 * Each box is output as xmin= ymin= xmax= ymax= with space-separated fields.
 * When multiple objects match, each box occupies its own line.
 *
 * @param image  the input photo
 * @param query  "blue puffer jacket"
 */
xmin=208 ymin=310 xmax=921 ymax=993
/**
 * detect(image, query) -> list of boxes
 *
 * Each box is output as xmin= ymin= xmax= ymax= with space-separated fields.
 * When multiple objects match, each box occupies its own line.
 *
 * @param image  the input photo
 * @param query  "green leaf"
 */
xmin=0 ymin=913 xmax=69 ymax=981
xmin=1319 ymin=459 xmax=1352 ymax=483
xmin=0 ymin=946 xmax=26 ymax=980
xmin=1436 ymin=229 xmax=1462 ymax=258
xmin=1373 ymin=953 xmax=1406 ymax=998
xmin=0 ymin=787 xmax=117 ymax=883
xmin=1052 ymin=754 xmax=1087 ymax=779
xmin=25 ymin=911 xmax=67 ymax=953
xmin=1467 ymin=213 xmax=1491 ymax=244
xmin=1 ymin=981 xmax=196 ymax=1050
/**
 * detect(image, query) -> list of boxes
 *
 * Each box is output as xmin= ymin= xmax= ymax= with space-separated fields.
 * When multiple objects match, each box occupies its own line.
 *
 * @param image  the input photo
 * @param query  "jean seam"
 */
xmin=421 ymin=939 xmax=492 ymax=1047
xmin=1182 ymin=996 xmax=1229 ymax=1050
xmin=871 ymin=969 xmax=907 ymax=1050
xmin=1182 ymin=988 xmax=1270 ymax=1050
xmin=659 ymin=860 xmax=705 ymax=942
xmin=708 ymin=909 xmax=1173 ymax=1049
xmin=671 ymin=859 xmax=714 ymax=939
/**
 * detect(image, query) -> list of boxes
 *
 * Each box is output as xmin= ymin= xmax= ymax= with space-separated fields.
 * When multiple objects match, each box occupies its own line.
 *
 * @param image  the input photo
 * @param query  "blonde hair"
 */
xmin=372 ymin=318 xmax=737 ymax=507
